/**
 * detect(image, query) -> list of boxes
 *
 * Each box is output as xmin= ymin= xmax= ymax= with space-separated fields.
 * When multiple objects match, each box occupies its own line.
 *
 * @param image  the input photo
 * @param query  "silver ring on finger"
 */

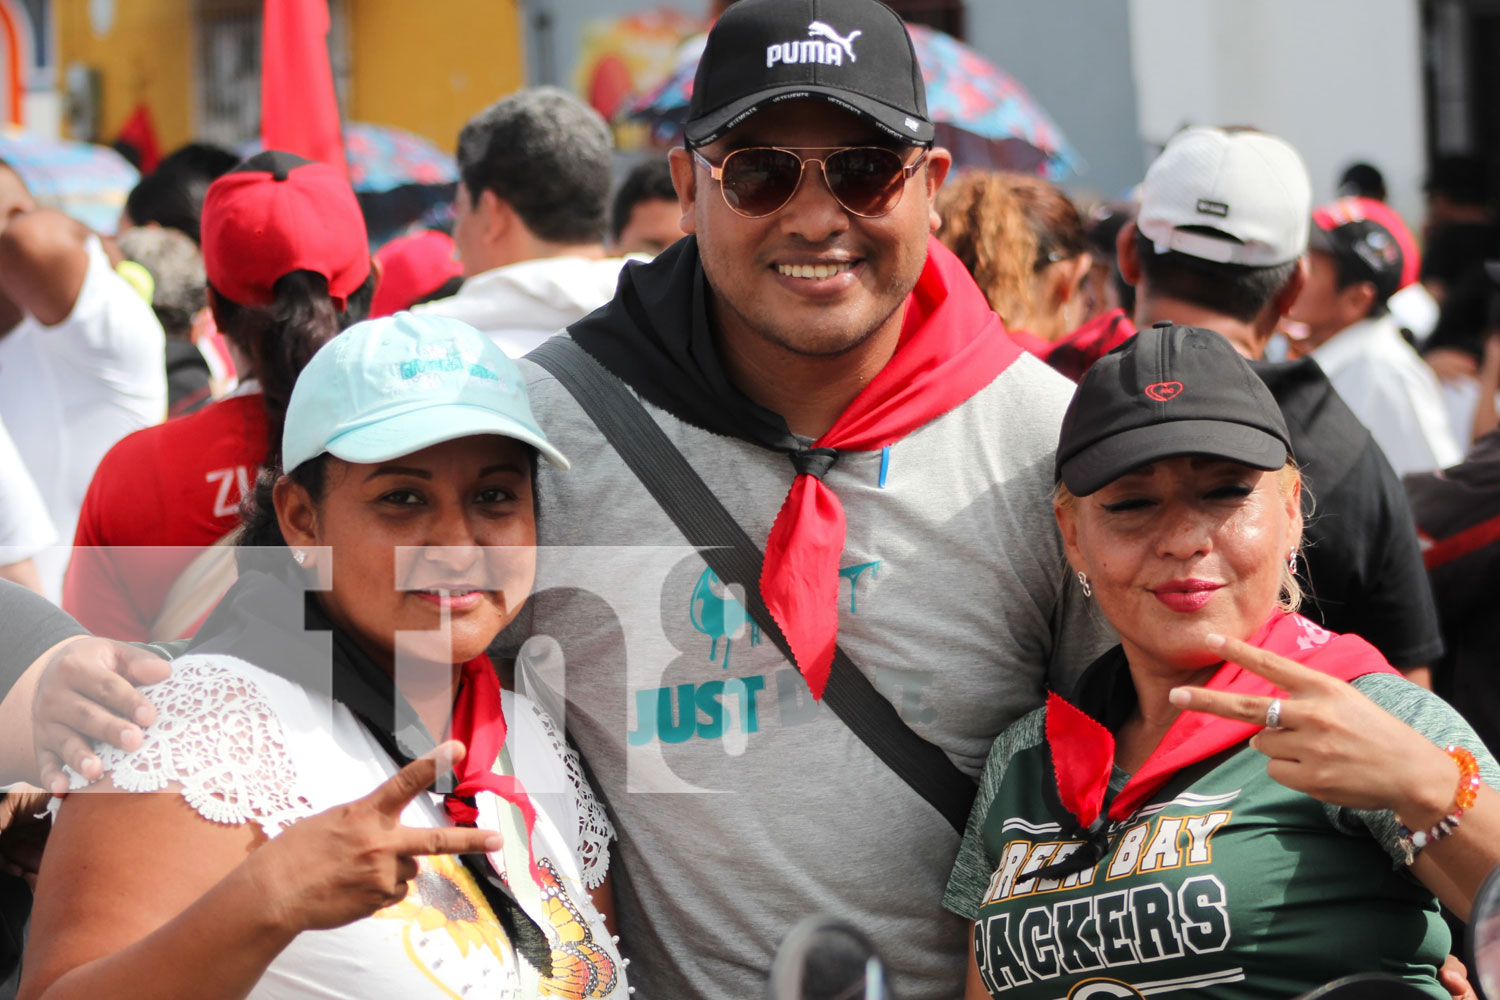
xmin=1265 ymin=697 xmax=1283 ymax=730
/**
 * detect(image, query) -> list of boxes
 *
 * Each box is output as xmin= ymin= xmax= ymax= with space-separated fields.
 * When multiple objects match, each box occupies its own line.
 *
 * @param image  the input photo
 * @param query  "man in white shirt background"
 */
xmin=0 ymin=160 xmax=165 ymax=600
xmin=415 ymin=87 xmax=637 ymax=357
xmin=1289 ymin=196 xmax=1463 ymax=477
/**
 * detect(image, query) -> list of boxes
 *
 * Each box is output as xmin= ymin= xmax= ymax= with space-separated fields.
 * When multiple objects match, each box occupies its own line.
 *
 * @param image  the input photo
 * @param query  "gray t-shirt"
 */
xmin=505 ymin=348 xmax=1115 ymax=1000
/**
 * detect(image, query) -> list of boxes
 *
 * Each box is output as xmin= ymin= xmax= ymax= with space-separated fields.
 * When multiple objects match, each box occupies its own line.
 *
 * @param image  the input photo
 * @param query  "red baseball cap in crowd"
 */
xmin=201 ymin=150 xmax=370 ymax=311
xmin=1308 ymin=196 xmax=1420 ymax=302
xmin=369 ymin=230 xmax=463 ymax=317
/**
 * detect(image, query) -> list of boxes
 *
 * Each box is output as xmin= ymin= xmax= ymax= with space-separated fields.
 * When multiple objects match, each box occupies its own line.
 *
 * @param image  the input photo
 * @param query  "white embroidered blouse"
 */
xmin=57 ymin=653 xmax=627 ymax=1000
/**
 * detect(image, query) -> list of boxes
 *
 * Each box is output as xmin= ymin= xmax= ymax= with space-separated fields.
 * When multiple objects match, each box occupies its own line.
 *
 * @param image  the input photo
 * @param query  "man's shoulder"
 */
xmin=943 ymin=349 xmax=1077 ymax=441
xmin=1253 ymin=356 xmax=1375 ymax=484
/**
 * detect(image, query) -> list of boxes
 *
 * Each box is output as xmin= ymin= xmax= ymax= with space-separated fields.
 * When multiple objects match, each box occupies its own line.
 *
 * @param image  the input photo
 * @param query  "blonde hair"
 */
xmin=1055 ymin=459 xmax=1306 ymax=613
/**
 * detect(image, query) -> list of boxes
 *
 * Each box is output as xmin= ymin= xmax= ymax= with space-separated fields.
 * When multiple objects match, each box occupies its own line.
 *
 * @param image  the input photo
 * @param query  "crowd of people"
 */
xmin=2 ymin=0 xmax=1500 ymax=997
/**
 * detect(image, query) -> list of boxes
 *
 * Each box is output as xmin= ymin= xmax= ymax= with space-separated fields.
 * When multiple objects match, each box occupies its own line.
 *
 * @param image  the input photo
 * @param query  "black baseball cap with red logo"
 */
xmin=1055 ymin=323 xmax=1293 ymax=496
xmin=683 ymin=0 xmax=934 ymax=149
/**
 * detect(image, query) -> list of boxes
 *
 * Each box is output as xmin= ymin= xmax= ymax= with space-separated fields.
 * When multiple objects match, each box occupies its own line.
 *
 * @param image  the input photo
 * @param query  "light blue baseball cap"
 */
xmin=281 ymin=312 xmax=569 ymax=473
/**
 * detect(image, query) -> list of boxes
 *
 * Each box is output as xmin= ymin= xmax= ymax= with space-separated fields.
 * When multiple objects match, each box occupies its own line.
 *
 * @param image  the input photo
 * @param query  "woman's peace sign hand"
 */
xmin=245 ymin=740 xmax=503 ymax=933
xmin=1167 ymin=634 xmax=1457 ymax=824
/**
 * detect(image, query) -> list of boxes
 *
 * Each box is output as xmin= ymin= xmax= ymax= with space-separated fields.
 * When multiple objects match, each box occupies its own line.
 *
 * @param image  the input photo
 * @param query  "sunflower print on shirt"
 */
xmin=536 ymin=856 xmax=618 ymax=999
xmin=375 ymin=852 xmax=514 ymax=999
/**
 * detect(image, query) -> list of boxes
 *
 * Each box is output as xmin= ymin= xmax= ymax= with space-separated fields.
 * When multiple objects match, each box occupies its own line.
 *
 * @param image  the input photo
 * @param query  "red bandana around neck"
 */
xmin=443 ymin=654 xmax=545 ymax=889
xmin=1046 ymin=611 xmax=1399 ymax=829
xmin=759 ymin=238 xmax=1023 ymax=698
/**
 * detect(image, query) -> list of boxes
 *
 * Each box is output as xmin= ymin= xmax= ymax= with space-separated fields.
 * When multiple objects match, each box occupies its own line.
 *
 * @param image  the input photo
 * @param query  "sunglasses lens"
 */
xmin=826 ymin=148 xmax=908 ymax=216
xmin=720 ymin=148 xmax=805 ymax=217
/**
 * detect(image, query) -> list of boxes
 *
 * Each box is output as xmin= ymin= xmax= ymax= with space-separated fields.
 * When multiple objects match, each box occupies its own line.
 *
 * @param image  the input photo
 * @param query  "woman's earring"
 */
xmin=293 ymin=549 xmax=307 ymax=566
xmin=1077 ymin=570 xmax=1092 ymax=598
xmin=1287 ymin=548 xmax=1298 ymax=575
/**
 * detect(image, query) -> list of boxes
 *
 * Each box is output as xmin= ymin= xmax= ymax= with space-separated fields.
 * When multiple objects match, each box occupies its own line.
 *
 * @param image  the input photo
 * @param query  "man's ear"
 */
xmin=1117 ymin=221 xmax=1143 ymax=288
xmin=477 ymin=188 xmax=513 ymax=246
xmin=1343 ymin=280 xmax=1378 ymax=321
xmin=1273 ymin=256 xmax=1309 ymax=318
xmin=668 ymin=147 xmax=699 ymax=236
xmin=924 ymin=146 xmax=953 ymax=232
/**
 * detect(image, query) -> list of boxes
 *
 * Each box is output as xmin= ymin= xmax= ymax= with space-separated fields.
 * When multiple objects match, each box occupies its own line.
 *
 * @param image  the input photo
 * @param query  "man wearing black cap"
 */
xmin=508 ymin=0 xmax=1107 ymax=996
xmin=0 ymin=2 xmax=1106 ymax=997
xmin=1290 ymin=197 xmax=1460 ymax=477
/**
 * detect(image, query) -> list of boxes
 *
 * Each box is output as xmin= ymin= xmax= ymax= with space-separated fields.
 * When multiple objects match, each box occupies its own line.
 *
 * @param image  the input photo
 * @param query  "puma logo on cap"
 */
xmin=767 ymin=20 xmax=862 ymax=67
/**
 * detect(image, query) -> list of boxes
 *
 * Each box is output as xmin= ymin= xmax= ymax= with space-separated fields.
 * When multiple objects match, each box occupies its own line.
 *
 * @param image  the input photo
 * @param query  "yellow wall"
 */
xmin=54 ymin=0 xmax=525 ymax=154
xmin=55 ymin=0 xmax=195 ymax=149
xmin=348 ymin=0 xmax=525 ymax=154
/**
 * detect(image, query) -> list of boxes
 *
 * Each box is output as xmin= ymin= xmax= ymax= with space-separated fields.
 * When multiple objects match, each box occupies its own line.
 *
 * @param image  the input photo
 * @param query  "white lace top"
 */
xmin=58 ymin=654 xmax=627 ymax=1000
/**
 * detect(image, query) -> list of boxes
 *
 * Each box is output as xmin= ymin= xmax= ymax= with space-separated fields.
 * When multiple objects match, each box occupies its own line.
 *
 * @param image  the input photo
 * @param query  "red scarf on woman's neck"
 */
xmin=443 ymin=654 xmax=544 ymax=888
xmin=760 ymin=238 xmax=1022 ymax=697
xmin=1047 ymin=611 xmax=1399 ymax=828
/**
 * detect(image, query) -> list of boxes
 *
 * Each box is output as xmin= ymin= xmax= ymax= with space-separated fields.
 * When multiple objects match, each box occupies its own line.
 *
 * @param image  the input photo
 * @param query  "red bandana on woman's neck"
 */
xmin=443 ymin=654 xmax=544 ymax=889
xmin=760 ymin=238 xmax=1022 ymax=698
xmin=1047 ymin=611 xmax=1399 ymax=829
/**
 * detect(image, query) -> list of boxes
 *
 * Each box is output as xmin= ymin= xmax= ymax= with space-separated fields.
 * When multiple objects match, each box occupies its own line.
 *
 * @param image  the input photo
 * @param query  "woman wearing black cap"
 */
xmin=945 ymin=324 xmax=1500 ymax=999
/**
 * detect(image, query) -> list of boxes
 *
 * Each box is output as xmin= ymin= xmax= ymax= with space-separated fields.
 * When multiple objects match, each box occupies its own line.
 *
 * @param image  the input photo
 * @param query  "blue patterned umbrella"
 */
xmin=0 ymin=128 xmax=140 ymax=232
xmin=905 ymin=24 xmax=1082 ymax=180
xmin=341 ymin=121 xmax=457 ymax=194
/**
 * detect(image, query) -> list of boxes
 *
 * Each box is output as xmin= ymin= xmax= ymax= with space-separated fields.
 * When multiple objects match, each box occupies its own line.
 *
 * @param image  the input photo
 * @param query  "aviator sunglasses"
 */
xmin=691 ymin=145 xmax=931 ymax=219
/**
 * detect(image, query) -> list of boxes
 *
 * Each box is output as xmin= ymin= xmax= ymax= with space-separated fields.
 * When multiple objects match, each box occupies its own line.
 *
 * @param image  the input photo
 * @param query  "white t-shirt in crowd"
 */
xmin=0 ymin=413 xmax=56 ymax=566
xmin=0 ymin=235 xmax=165 ymax=597
xmin=1311 ymin=314 xmax=1463 ymax=477
xmin=58 ymin=654 xmax=627 ymax=1000
xmin=415 ymin=255 xmax=637 ymax=358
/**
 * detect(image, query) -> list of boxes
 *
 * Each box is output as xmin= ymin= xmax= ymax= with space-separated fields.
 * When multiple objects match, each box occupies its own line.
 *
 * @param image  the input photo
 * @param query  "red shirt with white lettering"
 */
xmin=64 ymin=391 xmax=266 ymax=640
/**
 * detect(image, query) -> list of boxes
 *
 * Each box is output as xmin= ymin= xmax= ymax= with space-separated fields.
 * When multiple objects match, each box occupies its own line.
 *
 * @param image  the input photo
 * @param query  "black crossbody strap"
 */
xmin=530 ymin=337 xmax=977 ymax=835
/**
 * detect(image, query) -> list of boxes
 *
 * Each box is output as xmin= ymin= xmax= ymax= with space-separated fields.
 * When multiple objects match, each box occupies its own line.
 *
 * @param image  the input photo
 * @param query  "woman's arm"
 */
xmin=18 ymin=778 xmax=294 ymax=1000
xmin=19 ymin=744 xmax=501 ymax=1000
xmin=1395 ymin=768 xmax=1500 ymax=923
xmin=1171 ymin=634 xmax=1500 ymax=920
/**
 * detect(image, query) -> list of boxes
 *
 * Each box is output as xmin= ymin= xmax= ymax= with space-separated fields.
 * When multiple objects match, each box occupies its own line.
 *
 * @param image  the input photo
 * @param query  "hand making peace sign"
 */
xmin=1167 ymin=634 xmax=1460 ymax=825
xmin=245 ymin=740 xmax=503 ymax=933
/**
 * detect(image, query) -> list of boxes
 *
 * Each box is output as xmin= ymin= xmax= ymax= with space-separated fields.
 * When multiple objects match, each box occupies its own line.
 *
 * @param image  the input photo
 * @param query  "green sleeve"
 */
xmin=943 ymin=707 xmax=1047 ymax=921
xmin=1327 ymin=673 xmax=1500 ymax=866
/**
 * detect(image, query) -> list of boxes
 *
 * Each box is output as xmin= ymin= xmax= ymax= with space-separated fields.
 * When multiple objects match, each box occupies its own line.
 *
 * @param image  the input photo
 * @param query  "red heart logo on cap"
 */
xmin=1144 ymin=381 xmax=1183 ymax=402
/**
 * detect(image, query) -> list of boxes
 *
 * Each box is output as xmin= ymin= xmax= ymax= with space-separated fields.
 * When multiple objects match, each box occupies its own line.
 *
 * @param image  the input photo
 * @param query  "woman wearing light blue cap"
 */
xmin=21 ymin=314 xmax=629 ymax=1000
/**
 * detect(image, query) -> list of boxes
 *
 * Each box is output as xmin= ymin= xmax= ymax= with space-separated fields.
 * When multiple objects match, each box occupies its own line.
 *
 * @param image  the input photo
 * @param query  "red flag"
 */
xmin=261 ymin=0 xmax=346 ymax=172
xmin=115 ymin=104 xmax=162 ymax=173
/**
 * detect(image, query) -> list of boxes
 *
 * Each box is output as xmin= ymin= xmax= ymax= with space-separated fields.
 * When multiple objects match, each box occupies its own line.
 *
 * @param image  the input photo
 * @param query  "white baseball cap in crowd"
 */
xmin=1137 ymin=126 xmax=1313 ymax=267
xmin=282 ymin=312 xmax=569 ymax=473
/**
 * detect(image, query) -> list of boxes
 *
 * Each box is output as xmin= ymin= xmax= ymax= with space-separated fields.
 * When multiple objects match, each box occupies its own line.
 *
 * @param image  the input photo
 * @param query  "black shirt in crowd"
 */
xmin=1254 ymin=357 xmax=1445 ymax=669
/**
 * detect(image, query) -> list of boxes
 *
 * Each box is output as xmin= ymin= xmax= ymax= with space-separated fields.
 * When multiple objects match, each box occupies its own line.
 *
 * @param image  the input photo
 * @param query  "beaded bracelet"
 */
xmin=1396 ymin=745 xmax=1482 ymax=865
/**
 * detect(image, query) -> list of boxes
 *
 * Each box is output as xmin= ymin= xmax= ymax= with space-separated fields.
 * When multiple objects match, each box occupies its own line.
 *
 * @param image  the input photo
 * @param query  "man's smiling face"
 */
xmin=671 ymin=100 xmax=949 ymax=360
